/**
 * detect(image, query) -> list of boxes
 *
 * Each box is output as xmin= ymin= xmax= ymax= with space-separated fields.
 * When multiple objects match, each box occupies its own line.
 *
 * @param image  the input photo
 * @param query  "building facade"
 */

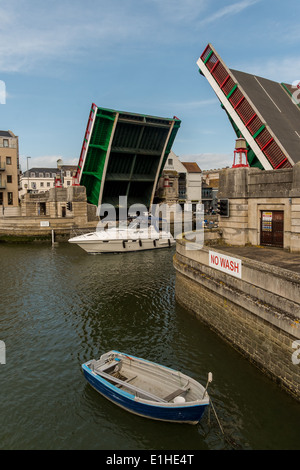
xmin=20 ymin=163 xmax=77 ymax=197
xmin=181 ymin=162 xmax=202 ymax=206
xmin=0 ymin=130 xmax=20 ymax=210
xmin=155 ymin=151 xmax=202 ymax=210
xmin=217 ymin=164 xmax=300 ymax=253
xmin=201 ymin=169 xmax=221 ymax=214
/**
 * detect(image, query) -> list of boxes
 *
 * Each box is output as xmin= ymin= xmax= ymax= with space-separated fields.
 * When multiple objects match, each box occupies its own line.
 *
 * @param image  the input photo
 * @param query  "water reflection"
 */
xmin=0 ymin=243 xmax=299 ymax=450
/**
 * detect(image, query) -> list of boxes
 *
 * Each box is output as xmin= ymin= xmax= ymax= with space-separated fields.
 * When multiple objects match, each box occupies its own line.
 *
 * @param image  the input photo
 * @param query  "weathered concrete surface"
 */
xmin=174 ymin=239 xmax=300 ymax=401
xmin=215 ymin=245 xmax=300 ymax=274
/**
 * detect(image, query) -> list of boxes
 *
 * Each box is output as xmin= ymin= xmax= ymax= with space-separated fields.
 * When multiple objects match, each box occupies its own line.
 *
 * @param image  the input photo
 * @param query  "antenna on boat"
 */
xmin=202 ymin=372 xmax=213 ymax=399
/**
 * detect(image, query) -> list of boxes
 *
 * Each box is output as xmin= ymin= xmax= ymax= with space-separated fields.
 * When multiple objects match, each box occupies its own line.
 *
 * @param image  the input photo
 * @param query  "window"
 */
xmin=66 ymin=171 xmax=70 ymax=177
xmin=47 ymin=182 xmax=50 ymax=187
xmin=67 ymin=180 xmax=71 ymax=186
xmin=168 ymin=158 xmax=173 ymax=165
xmin=40 ymin=182 xmax=44 ymax=187
xmin=3 ymin=139 xmax=8 ymax=148
xmin=39 ymin=173 xmax=43 ymax=178
xmin=30 ymin=172 xmax=35 ymax=177
xmin=45 ymin=173 xmax=50 ymax=178
xmin=0 ymin=192 xmax=3 ymax=204
xmin=52 ymin=173 xmax=56 ymax=178
xmin=7 ymin=175 xmax=12 ymax=183
xmin=8 ymin=192 xmax=13 ymax=205
xmin=6 ymin=156 xmax=11 ymax=165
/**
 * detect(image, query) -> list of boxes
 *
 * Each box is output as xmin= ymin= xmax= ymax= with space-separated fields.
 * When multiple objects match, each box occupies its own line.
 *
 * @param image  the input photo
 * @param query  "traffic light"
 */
xmin=66 ymin=201 xmax=72 ymax=211
xmin=217 ymin=199 xmax=229 ymax=217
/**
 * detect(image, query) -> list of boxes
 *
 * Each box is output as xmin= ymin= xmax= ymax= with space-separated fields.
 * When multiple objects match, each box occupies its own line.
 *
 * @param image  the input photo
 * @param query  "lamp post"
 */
xmin=26 ymin=156 xmax=31 ymax=193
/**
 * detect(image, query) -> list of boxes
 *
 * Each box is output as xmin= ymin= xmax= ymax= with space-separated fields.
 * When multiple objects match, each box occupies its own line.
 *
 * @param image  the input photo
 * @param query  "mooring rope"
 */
xmin=209 ymin=398 xmax=243 ymax=450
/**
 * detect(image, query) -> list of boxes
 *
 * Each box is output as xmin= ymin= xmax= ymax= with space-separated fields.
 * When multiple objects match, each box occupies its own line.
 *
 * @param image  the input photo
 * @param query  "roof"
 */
xmin=181 ymin=162 xmax=201 ymax=173
xmin=60 ymin=165 xmax=77 ymax=170
xmin=0 ymin=130 xmax=13 ymax=137
xmin=26 ymin=168 xmax=58 ymax=173
xmin=23 ymin=166 xmax=77 ymax=176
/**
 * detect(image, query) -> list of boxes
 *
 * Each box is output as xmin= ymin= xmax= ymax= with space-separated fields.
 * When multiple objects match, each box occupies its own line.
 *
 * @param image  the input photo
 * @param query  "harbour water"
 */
xmin=0 ymin=242 xmax=299 ymax=450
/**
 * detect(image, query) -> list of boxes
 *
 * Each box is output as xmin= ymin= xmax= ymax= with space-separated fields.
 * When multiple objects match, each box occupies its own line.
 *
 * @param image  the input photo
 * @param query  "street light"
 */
xmin=26 ymin=156 xmax=31 ymax=193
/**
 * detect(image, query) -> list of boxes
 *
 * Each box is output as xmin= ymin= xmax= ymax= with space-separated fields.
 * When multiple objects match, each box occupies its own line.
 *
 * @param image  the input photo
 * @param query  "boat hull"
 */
xmin=69 ymin=237 xmax=175 ymax=254
xmin=82 ymin=362 xmax=208 ymax=424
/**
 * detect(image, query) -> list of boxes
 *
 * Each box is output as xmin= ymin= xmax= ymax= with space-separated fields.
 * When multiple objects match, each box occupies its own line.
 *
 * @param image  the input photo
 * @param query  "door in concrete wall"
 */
xmin=260 ymin=211 xmax=284 ymax=247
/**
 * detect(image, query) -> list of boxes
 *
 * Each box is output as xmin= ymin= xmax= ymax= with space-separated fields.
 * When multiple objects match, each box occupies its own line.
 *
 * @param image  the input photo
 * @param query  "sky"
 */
xmin=1 ymin=0 xmax=300 ymax=172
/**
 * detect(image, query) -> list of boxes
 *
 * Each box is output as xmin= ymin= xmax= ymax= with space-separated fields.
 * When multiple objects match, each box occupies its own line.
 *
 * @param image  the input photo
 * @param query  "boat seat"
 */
xmin=94 ymin=361 xmax=122 ymax=375
xmin=116 ymin=374 xmax=137 ymax=388
xmin=94 ymin=369 xmax=167 ymax=402
xmin=163 ymin=387 xmax=190 ymax=402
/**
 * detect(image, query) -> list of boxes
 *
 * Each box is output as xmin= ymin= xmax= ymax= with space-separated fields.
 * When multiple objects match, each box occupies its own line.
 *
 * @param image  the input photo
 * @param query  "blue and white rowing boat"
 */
xmin=82 ymin=350 xmax=212 ymax=424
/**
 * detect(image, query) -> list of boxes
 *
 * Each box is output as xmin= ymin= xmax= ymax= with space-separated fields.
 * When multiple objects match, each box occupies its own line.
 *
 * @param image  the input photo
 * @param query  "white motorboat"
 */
xmin=68 ymin=218 xmax=175 ymax=254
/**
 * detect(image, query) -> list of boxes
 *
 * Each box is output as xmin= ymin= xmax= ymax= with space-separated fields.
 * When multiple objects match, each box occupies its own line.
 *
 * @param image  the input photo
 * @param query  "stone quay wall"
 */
xmin=217 ymin=163 xmax=300 ymax=252
xmin=0 ymin=185 xmax=99 ymax=241
xmin=174 ymin=240 xmax=300 ymax=401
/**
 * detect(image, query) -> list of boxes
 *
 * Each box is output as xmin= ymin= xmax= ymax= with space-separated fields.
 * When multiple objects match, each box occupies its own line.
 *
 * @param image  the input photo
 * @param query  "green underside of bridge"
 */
xmin=80 ymin=107 xmax=181 ymax=208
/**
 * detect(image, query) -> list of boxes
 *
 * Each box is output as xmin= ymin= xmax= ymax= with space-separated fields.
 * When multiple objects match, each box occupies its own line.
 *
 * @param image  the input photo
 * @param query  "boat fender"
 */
xmin=122 ymin=241 xmax=126 ymax=249
xmin=173 ymin=396 xmax=185 ymax=404
xmin=139 ymin=239 xmax=142 ymax=247
xmin=168 ymin=239 xmax=171 ymax=247
xmin=153 ymin=240 xmax=156 ymax=247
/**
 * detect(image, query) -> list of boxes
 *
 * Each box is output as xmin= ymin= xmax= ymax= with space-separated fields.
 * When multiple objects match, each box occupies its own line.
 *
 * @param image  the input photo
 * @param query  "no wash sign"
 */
xmin=209 ymin=251 xmax=242 ymax=279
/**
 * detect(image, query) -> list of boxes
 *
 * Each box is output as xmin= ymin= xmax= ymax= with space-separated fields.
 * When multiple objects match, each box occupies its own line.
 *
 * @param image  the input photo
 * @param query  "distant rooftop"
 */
xmin=181 ymin=162 xmax=201 ymax=173
xmin=23 ymin=165 xmax=77 ymax=176
xmin=0 ymin=130 xmax=14 ymax=137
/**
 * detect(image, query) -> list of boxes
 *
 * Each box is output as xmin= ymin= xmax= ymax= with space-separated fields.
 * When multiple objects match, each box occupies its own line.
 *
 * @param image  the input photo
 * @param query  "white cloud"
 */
xmin=169 ymin=98 xmax=218 ymax=110
xmin=0 ymin=0 xmax=210 ymax=73
xmin=199 ymin=0 xmax=261 ymax=25
xmin=20 ymin=154 xmax=77 ymax=172
xmin=233 ymin=57 xmax=300 ymax=84
xmin=149 ymin=0 xmax=207 ymax=22
xmin=0 ymin=1 xmax=147 ymax=72
xmin=180 ymin=152 xmax=232 ymax=170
